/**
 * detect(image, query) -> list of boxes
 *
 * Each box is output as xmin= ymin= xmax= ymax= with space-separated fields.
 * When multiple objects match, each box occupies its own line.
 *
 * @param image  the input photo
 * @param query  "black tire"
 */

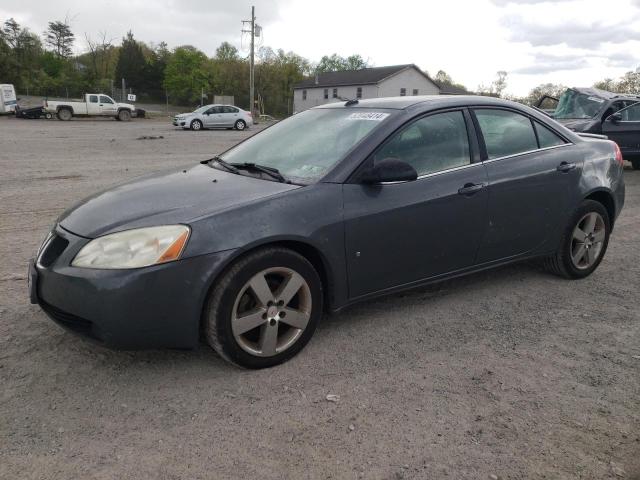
xmin=234 ymin=119 xmax=246 ymax=131
xmin=631 ymin=159 xmax=640 ymax=170
xmin=118 ymin=109 xmax=131 ymax=122
xmin=44 ymin=112 xmax=52 ymax=120
xmin=204 ymin=247 xmax=323 ymax=369
xmin=190 ymin=119 xmax=203 ymax=131
xmin=544 ymin=199 xmax=610 ymax=279
xmin=57 ymin=108 xmax=72 ymax=121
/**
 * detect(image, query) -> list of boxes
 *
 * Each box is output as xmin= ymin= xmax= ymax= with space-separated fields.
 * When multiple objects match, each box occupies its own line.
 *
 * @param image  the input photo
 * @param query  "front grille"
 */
xmin=38 ymin=234 xmax=69 ymax=267
xmin=40 ymin=300 xmax=100 ymax=340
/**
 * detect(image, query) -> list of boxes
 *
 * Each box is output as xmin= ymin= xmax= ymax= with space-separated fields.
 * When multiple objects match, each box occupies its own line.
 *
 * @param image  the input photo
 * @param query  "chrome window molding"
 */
xmin=375 ymin=142 xmax=574 ymax=185
xmin=481 ymin=142 xmax=573 ymax=165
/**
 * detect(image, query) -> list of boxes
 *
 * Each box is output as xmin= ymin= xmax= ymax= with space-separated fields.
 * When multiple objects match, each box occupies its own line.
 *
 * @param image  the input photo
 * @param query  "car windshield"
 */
xmin=553 ymin=89 xmax=605 ymax=119
xmin=218 ymin=108 xmax=394 ymax=183
xmin=193 ymin=105 xmax=210 ymax=114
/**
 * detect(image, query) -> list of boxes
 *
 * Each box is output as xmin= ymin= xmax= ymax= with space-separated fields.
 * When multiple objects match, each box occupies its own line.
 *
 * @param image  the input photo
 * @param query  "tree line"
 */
xmin=1 ymin=16 xmax=639 ymax=116
xmin=0 ymin=17 xmax=371 ymax=116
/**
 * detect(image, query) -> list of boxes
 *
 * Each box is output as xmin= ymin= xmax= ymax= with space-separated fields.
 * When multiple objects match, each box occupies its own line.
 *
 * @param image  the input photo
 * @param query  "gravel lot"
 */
xmin=1 ymin=116 xmax=639 ymax=480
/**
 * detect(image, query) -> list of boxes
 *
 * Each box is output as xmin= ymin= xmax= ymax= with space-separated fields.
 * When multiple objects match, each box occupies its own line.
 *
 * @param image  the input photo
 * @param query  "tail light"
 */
xmin=613 ymin=142 xmax=624 ymax=166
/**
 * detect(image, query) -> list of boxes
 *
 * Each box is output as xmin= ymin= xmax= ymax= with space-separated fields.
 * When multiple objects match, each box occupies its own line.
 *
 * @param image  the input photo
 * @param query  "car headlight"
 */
xmin=71 ymin=225 xmax=190 ymax=269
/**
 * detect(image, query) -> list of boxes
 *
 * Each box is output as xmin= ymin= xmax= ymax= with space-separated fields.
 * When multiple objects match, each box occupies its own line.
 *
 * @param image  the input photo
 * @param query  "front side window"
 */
xmin=89 ymin=95 xmax=98 ymax=103
xmin=373 ymin=111 xmax=470 ymax=176
xmin=206 ymin=107 xmax=220 ymax=115
xmin=475 ymin=109 xmax=538 ymax=159
xmin=400 ymin=88 xmax=406 ymax=96
xmin=99 ymin=95 xmax=114 ymax=104
xmin=302 ymin=90 xmax=307 ymax=100
xmin=618 ymin=102 xmax=640 ymax=121
xmin=333 ymin=88 xmax=338 ymax=99
xmin=356 ymin=87 xmax=362 ymax=99
xmin=534 ymin=121 xmax=567 ymax=148
xmin=220 ymin=108 xmax=394 ymax=183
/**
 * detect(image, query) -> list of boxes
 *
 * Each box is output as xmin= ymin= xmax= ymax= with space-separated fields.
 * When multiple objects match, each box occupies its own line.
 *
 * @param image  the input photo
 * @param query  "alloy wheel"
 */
xmin=570 ymin=212 xmax=606 ymax=270
xmin=231 ymin=267 xmax=312 ymax=357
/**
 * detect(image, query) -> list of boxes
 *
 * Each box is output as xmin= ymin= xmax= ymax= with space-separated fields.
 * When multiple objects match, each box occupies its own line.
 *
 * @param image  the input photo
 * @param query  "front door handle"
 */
xmin=557 ymin=161 xmax=576 ymax=172
xmin=458 ymin=183 xmax=485 ymax=196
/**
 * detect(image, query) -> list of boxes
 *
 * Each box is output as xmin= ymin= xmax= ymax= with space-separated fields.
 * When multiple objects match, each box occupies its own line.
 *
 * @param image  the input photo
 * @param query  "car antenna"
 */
xmin=337 ymin=96 xmax=358 ymax=106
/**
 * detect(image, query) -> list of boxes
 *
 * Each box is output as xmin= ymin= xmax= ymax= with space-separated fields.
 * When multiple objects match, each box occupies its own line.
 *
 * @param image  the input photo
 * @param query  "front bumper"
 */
xmin=30 ymin=225 xmax=236 ymax=349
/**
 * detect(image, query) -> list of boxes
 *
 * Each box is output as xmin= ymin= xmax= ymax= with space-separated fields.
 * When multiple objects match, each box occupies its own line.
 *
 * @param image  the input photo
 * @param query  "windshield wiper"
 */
xmin=206 ymin=156 xmax=240 ymax=174
xmin=232 ymin=162 xmax=289 ymax=183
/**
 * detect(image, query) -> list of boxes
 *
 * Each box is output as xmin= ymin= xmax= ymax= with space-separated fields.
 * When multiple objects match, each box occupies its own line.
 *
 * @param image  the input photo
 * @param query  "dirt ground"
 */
xmin=0 ymin=116 xmax=639 ymax=480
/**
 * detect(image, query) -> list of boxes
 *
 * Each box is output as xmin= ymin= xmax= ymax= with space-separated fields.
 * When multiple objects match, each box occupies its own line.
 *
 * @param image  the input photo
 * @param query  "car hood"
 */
xmin=58 ymin=164 xmax=301 ymax=238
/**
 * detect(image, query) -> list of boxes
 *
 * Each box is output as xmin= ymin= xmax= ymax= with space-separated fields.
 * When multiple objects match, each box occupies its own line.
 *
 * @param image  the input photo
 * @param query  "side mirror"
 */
xmin=607 ymin=112 xmax=622 ymax=124
xmin=361 ymin=158 xmax=418 ymax=184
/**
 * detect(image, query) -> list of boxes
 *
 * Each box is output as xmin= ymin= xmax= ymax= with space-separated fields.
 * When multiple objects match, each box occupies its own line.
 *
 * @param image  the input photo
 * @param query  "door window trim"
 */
xmin=350 ymin=107 xmax=481 ymax=184
xmin=470 ymin=106 xmax=573 ymax=162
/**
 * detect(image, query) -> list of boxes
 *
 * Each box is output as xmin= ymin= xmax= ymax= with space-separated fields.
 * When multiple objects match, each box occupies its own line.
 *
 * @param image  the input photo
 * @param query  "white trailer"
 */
xmin=0 ymin=84 xmax=17 ymax=114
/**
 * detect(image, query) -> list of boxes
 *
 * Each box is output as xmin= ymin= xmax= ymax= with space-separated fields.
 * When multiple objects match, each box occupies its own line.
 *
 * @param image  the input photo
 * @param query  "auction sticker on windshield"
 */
xmin=346 ymin=112 xmax=390 ymax=121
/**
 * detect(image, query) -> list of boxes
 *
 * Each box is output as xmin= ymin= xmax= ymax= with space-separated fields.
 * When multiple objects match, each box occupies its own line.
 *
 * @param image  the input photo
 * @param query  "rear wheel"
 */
xmin=545 ymin=200 xmax=610 ymax=279
xmin=204 ymin=247 xmax=322 ymax=369
xmin=234 ymin=119 xmax=246 ymax=131
xmin=44 ymin=112 xmax=52 ymax=119
xmin=117 ymin=109 xmax=131 ymax=122
xmin=190 ymin=119 xmax=203 ymax=131
xmin=57 ymin=108 xmax=72 ymax=121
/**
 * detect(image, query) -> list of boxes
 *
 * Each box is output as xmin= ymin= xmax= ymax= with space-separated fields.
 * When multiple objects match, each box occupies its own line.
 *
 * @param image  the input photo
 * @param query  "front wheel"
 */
xmin=190 ymin=119 xmax=203 ymax=131
xmin=234 ymin=119 xmax=246 ymax=131
xmin=117 ymin=109 xmax=131 ymax=122
xmin=204 ymin=247 xmax=322 ymax=369
xmin=545 ymin=200 xmax=610 ymax=279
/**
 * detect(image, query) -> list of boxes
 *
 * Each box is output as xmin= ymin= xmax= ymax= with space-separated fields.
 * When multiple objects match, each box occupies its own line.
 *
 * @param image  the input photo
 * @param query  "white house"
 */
xmin=293 ymin=64 xmax=441 ymax=112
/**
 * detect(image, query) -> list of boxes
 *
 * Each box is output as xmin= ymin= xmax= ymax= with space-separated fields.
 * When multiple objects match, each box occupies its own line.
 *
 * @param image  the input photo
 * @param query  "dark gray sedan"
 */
xmin=29 ymin=96 xmax=625 ymax=368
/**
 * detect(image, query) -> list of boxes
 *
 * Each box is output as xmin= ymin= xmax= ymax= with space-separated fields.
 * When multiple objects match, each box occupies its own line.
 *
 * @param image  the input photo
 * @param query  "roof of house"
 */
xmin=293 ymin=64 xmax=438 ymax=89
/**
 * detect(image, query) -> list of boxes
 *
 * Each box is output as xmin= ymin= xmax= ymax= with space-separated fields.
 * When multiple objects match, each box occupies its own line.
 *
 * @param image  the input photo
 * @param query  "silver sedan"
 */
xmin=173 ymin=104 xmax=253 ymax=131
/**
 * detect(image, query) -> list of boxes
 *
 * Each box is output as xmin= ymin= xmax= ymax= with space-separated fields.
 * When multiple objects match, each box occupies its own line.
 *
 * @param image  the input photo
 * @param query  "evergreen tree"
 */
xmin=44 ymin=20 xmax=74 ymax=58
xmin=114 ymin=31 xmax=146 ymax=90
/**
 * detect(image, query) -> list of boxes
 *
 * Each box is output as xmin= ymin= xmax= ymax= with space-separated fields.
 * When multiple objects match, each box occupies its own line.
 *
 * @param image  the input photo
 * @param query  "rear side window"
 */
xmin=89 ymin=95 xmax=98 ymax=103
xmin=223 ymin=106 xmax=238 ymax=113
xmin=475 ymin=109 xmax=538 ymax=159
xmin=373 ymin=111 xmax=470 ymax=176
xmin=534 ymin=122 xmax=567 ymax=148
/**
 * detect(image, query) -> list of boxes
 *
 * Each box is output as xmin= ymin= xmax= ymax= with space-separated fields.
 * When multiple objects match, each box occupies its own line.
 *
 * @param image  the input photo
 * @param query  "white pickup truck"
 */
xmin=45 ymin=94 xmax=136 ymax=121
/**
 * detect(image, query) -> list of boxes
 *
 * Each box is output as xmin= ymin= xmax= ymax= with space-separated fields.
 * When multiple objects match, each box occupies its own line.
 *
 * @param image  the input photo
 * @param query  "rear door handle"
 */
xmin=557 ymin=162 xmax=576 ymax=172
xmin=458 ymin=183 xmax=485 ymax=196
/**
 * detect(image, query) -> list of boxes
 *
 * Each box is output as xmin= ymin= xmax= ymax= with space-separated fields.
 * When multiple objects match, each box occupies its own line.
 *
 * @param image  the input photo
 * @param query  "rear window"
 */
xmin=475 ymin=109 xmax=538 ymax=159
xmin=534 ymin=122 xmax=567 ymax=148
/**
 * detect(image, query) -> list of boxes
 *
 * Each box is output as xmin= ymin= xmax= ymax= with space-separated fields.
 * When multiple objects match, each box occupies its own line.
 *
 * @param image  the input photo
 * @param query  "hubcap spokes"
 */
xmin=232 ymin=267 xmax=311 ymax=357
xmin=571 ymin=212 xmax=605 ymax=269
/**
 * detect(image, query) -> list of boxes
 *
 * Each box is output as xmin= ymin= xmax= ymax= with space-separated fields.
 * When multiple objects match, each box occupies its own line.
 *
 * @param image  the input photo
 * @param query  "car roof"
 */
xmin=572 ymin=87 xmax=640 ymax=101
xmin=313 ymin=95 xmax=527 ymax=111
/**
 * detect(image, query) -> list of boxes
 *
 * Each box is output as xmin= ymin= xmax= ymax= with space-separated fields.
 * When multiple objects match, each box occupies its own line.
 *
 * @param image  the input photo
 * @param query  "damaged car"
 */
xmin=538 ymin=87 xmax=640 ymax=169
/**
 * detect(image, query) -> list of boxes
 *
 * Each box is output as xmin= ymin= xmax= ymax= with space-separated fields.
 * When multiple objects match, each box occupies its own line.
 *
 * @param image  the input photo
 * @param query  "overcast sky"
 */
xmin=2 ymin=0 xmax=639 ymax=95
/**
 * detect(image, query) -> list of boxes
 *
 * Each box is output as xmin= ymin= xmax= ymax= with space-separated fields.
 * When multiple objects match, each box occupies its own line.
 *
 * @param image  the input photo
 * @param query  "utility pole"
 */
xmin=242 ymin=6 xmax=256 ymax=117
